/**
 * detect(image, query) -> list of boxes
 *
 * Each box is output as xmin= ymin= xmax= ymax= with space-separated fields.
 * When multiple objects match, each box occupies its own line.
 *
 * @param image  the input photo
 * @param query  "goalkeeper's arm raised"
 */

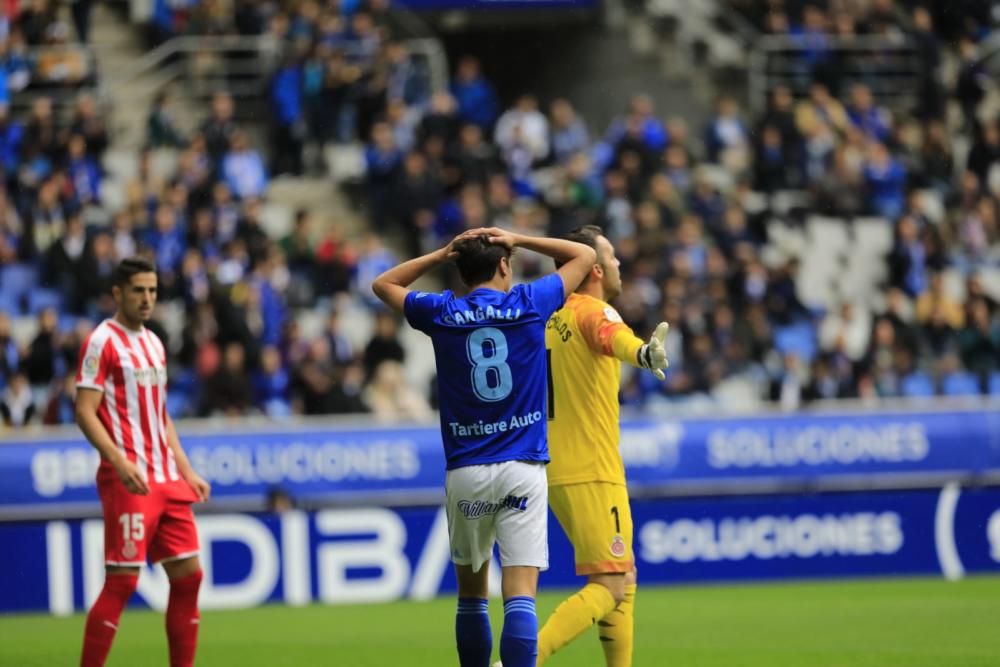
xmin=607 ymin=322 xmax=670 ymax=380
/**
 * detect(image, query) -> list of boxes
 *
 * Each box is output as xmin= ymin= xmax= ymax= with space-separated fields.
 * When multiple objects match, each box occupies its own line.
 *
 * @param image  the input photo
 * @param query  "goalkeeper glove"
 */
xmin=638 ymin=322 xmax=670 ymax=380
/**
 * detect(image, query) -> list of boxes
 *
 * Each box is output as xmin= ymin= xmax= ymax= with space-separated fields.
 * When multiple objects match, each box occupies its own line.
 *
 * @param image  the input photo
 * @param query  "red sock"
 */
xmin=166 ymin=570 xmax=202 ymax=667
xmin=80 ymin=573 xmax=138 ymax=667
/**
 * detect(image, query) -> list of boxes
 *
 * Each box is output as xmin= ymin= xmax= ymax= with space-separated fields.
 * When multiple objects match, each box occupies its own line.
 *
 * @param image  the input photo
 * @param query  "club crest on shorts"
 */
xmin=610 ymin=535 xmax=626 ymax=558
xmin=122 ymin=540 xmax=138 ymax=559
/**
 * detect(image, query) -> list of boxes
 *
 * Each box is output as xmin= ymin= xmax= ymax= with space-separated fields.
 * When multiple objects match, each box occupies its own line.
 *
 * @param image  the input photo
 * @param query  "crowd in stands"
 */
xmin=1 ymin=0 xmax=999 ymax=429
xmin=0 ymin=0 xmax=96 ymax=97
xmin=0 ymin=0 xmax=436 ymax=428
xmin=361 ymin=1 xmax=1000 ymax=411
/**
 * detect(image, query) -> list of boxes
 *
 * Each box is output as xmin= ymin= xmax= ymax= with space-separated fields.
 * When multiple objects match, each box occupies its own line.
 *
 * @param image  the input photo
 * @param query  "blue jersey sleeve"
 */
xmin=524 ymin=273 xmax=566 ymax=321
xmin=404 ymin=290 xmax=445 ymax=332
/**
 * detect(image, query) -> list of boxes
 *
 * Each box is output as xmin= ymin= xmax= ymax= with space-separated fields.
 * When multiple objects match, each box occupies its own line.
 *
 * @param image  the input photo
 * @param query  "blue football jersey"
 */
xmin=404 ymin=273 xmax=565 ymax=470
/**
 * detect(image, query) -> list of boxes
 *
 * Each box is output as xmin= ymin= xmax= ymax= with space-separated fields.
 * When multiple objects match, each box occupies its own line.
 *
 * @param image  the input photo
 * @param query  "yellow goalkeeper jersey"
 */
xmin=545 ymin=293 xmax=641 ymax=487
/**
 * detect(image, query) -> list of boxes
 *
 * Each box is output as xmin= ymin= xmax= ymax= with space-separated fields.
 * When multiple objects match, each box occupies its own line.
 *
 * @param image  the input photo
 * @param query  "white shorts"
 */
xmin=445 ymin=461 xmax=548 ymax=573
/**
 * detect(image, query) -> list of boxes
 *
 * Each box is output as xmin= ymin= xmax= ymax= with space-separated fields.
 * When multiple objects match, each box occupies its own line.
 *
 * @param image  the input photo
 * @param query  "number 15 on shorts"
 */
xmin=119 ymin=513 xmax=145 ymax=541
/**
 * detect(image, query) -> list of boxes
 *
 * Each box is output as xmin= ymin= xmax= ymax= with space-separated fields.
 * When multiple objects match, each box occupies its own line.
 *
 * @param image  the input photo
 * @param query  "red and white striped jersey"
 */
xmin=76 ymin=319 xmax=182 ymax=485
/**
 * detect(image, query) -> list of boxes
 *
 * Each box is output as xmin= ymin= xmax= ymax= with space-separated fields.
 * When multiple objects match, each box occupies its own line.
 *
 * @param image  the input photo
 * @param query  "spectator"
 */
xmin=770 ymin=353 xmax=805 ymax=412
xmin=22 ymin=96 xmax=60 ymax=166
xmin=0 ymin=104 xmax=24 ymax=178
xmin=958 ymin=298 xmax=1000 ymax=381
xmin=864 ymin=141 xmax=906 ymax=219
xmin=0 ymin=313 xmax=19 ymax=386
xmin=44 ymin=210 xmax=86 ymax=310
xmin=65 ymin=135 xmax=101 ymax=206
xmin=847 ymin=84 xmax=892 ymax=143
xmin=253 ymin=344 xmax=292 ymax=417
xmin=955 ymin=37 xmax=988 ymax=130
xmin=704 ymin=96 xmax=750 ymax=169
xmin=17 ymin=0 xmax=56 ymax=46
xmin=365 ymin=120 xmax=402 ymax=231
xmin=202 ymin=90 xmax=238 ymax=168
xmin=23 ymin=308 xmax=61 ymax=389
xmin=293 ymin=337 xmax=337 ymax=415
xmin=888 ymin=215 xmax=928 ymax=298
xmin=495 ymin=94 xmax=549 ymax=165
xmin=0 ymin=372 xmax=35 ymax=426
xmin=201 ymin=341 xmax=253 ymax=416
xmin=147 ymin=91 xmax=187 ymax=148
xmin=362 ymin=310 xmax=405 ymax=380
xmin=450 ymin=56 xmax=498 ymax=132
xmin=394 ymin=150 xmax=442 ymax=256
xmin=266 ymin=487 xmax=295 ymax=513
xmin=919 ymin=120 xmax=954 ymax=194
xmin=270 ymin=54 xmax=305 ymax=176
xmin=69 ymin=93 xmax=109 ymax=159
xmin=450 ymin=123 xmax=500 ymax=188
xmin=223 ymin=131 xmax=268 ymax=200
xmin=385 ymin=41 xmax=428 ymax=107
xmin=966 ymin=120 xmax=1000 ymax=184
xmin=819 ymin=303 xmax=871 ymax=362
xmin=419 ymin=91 xmax=460 ymax=147
xmin=43 ymin=374 xmax=76 ymax=425
xmin=915 ymin=272 xmax=964 ymax=329
xmin=280 ymin=209 xmax=317 ymax=287
xmin=910 ymin=6 xmax=944 ymax=120
xmin=324 ymin=309 xmax=354 ymax=367
xmin=549 ymin=98 xmax=589 ymax=165
xmin=363 ymin=360 xmax=431 ymax=422
xmin=754 ymin=124 xmax=795 ymax=192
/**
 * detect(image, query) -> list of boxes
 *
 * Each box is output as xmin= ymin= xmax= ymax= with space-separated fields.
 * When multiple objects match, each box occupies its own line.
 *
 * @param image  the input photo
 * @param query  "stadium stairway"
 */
xmin=88 ymin=4 xmax=370 ymax=248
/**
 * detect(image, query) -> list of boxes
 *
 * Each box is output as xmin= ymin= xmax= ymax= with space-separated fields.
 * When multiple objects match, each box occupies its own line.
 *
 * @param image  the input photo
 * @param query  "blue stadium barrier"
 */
xmin=3 ymin=486 xmax=1000 ymax=614
xmin=2 ymin=405 xmax=999 ymax=613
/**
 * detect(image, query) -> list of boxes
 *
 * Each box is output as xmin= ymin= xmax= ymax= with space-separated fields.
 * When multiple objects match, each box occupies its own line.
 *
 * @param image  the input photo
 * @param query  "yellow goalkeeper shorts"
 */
xmin=549 ymin=481 xmax=634 ymax=575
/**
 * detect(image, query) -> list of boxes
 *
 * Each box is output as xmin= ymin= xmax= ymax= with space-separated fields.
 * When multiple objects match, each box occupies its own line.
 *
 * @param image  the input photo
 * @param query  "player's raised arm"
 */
xmin=479 ymin=227 xmax=597 ymax=298
xmin=371 ymin=234 xmax=468 ymax=313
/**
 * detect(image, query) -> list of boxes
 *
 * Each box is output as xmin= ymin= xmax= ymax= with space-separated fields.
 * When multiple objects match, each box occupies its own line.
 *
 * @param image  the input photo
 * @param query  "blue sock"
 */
xmin=456 ymin=597 xmax=492 ymax=667
xmin=500 ymin=596 xmax=537 ymax=667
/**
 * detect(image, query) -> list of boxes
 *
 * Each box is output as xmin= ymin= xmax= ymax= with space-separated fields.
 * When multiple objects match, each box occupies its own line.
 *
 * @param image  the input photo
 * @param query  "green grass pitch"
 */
xmin=2 ymin=577 xmax=999 ymax=666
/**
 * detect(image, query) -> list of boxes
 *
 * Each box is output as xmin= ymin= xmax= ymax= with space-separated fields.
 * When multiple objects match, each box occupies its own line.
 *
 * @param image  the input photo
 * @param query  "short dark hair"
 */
xmin=554 ymin=225 xmax=603 ymax=270
xmin=111 ymin=257 xmax=157 ymax=289
xmin=454 ymin=235 xmax=511 ymax=287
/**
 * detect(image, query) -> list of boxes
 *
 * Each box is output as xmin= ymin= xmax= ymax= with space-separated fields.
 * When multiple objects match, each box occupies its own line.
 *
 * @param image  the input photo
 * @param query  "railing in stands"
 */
xmin=99 ymin=34 xmax=448 ymax=109
xmin=748 ymin=34 xmax=923 ymax=115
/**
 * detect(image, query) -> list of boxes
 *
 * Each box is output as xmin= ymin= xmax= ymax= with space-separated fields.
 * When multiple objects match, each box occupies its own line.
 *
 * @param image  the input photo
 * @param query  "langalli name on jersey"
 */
xmin=442 ymin=306 xmax=523 ymax=325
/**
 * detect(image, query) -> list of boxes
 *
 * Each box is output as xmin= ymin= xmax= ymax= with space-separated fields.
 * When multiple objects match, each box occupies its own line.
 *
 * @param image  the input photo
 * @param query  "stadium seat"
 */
xmin=0 ymin=263 xmax=39 ymax=302
xmin=940 ymin=269 xmax=967 ymax=302
xmin=325 ymin=144 xmax=366 ymax=183
xmin=770 ymin=190 xmax=810 ymax=217
xmin=901 ymin=372 xmax=936 ymax=398
xmin=0 ymin=292 xmax=20 ymax=316
xmin=852 ymin=218 xmax=893 ymax=256
xmin=915 ymin=189 xmax=945 ymax=225
xmin=10 ymin=316 xmax=38 ymax=349
xmin=988 ymin=373 xmax=1000 ymax=397
xmin=27 ymin=289 xmax=64 ymax=315
xmin=977 ymin=268 xmax=1000 ymax=302
xmin=774 ymin=322 xmax=818 ymax=362
xmin=806 ymin=216 xmax=849 ymax=254
xmin=941 ymin=372 xmax=981 ymax=397
xmin=260 ymin=202 xmax=294 ymax=239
